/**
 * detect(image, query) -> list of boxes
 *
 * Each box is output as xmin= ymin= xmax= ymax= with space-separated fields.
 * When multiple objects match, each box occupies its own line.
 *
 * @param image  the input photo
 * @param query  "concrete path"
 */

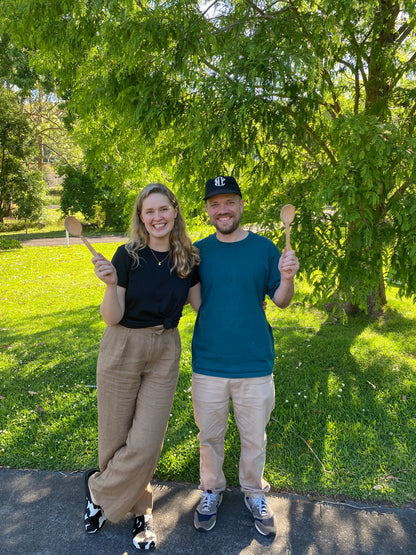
xmin=20 ymin=235 xmax=126 ymax=247
xmin=1 ymin=469 xmax=415 ymax=554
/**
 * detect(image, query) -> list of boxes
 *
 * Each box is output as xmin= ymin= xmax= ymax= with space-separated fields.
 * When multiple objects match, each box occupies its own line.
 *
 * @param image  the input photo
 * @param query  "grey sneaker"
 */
xmin=244 ymin=495 xmax=276 ymax=536
xmin=194 ymin=490 xmax=223 ymax=531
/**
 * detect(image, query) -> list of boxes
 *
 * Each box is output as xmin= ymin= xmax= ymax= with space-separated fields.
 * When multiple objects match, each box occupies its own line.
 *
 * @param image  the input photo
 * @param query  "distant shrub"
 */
xmin=0 ymin=236 xmax=22 ymax=250
xmin=0 ymin=221 xmax=26 ymax=232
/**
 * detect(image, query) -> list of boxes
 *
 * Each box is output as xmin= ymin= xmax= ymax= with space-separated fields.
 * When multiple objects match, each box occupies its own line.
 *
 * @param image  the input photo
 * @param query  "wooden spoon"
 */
xmin=280 ymin=204 xmax=295 ymax=251
xmin=64 ymin=216 xmax=98 ymax=256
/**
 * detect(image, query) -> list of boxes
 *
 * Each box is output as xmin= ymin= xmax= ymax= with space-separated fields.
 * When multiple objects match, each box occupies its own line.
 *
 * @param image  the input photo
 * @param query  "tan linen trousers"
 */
xmin=89 ymin=324 xmax=181 ymax=522
xmin=192 ymin=373 xmax=275 ymax=496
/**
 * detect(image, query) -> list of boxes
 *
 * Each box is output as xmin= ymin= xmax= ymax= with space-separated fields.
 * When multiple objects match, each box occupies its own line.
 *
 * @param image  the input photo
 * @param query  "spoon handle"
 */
xmin=81 ymin=235 xmax=99 ymax=257
xmin=285 ymin=224 xmax=291 ymax=251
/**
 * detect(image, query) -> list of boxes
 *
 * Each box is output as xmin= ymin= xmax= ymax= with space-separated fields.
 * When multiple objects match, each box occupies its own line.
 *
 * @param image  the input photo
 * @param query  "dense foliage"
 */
xmin=0 ymin=32 xmax=83 ymax=229
xmin=2 ymin=1 xmax=415 ymax=314
xmin=0 ymin=88 xmax=45 ymax=224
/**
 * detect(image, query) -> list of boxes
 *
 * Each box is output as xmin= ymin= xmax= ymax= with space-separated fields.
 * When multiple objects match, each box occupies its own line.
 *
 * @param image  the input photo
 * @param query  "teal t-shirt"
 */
xmin=192 ymin=231 xmax=281 ymax=378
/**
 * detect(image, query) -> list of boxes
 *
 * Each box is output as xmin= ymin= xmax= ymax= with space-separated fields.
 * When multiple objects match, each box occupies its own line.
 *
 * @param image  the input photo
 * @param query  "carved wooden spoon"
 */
xmin=280 ymin=204 xmax=295 ymax=250
xmin=64 ymin=216 xmax=98 ymax=256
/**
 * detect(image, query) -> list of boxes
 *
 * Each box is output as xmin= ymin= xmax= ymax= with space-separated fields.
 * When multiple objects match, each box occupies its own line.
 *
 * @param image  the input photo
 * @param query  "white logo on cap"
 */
xmin=214 ymin=176 xmax=226 ymax=188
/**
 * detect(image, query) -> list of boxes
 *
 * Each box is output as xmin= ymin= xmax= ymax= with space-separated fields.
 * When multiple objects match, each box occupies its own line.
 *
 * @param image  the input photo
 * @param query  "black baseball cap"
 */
xmin=204 ymin=176 xmax=242 ymax=201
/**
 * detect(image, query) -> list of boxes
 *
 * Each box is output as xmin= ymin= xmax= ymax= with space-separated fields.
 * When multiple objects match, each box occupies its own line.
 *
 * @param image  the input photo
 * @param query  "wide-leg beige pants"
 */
xmin=192 ymin=373 xmax=275 ymax=496
xmin=89 ymin=324 xmax=181 ymax=522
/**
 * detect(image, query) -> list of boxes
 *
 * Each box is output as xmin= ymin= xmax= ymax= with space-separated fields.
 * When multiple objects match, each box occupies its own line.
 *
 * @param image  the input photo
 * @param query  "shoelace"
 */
xmin=201 ymin=492 xmax=218 ymax=511
xmin=252 ymin=496 xmax=269 ymax=517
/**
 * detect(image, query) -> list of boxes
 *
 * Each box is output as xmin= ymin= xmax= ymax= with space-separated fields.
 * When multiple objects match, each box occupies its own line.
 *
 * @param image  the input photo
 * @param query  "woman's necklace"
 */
xmin=149 ymin=247 xmax=170 ymax=266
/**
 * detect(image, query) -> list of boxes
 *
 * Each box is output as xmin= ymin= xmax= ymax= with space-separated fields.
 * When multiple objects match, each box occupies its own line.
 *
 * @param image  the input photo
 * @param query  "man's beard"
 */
xmin=213 ymin=215 xmax=241 ymax=235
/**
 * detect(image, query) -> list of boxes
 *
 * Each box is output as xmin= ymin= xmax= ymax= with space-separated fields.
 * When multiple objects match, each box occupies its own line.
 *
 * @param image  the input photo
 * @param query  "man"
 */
xmin=188 ymin=176 xmax=299 ymax=537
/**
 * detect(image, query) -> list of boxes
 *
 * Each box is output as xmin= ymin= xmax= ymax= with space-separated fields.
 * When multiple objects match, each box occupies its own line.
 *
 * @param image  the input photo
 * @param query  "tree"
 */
xmin=14 ymin=169 xmax=45 ymax=232
xmin=60 ymin=162 xmax=133 ymax=230
xmin=60 ymin=165 xmax=100 ymax=222
xmin=0 ymin=32 xmax=37 ymax=97
xmin=0 ymin=88 xmax=45 ymax=224
xmin=24 ymin=88 xmax=77 ymax=173
xmin=1 ymin=33 xmax=83 ymax=173
xmin=3 ymin=1 xmax=415 ymax=314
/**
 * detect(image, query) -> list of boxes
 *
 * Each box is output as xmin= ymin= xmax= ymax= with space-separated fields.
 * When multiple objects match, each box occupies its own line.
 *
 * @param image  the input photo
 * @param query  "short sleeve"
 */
xmin=266 ymin=243 xmax=281 ymax=299
xmin=111 ymin=245 xmax=132 ymax=289
xmin=190 ymin=265 xmax=200 ymax=287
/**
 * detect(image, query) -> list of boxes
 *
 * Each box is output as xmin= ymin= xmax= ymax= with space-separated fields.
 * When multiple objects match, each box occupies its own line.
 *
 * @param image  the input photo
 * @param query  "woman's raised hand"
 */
xmin=92 ymin=254 xmax=118 ymax=287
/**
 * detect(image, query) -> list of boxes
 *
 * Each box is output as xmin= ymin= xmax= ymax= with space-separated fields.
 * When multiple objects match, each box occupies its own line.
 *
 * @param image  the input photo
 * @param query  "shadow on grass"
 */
xmin=156 ymin=304 xmax=416 ymax=506
xmin=266 ymin=307 xmax=416 ymax=553
xmin=0 ymin=305 xmax=201 ymax=477
xmin=0 ymin=306 xmax=103 ymax=470
xmin=267 ymin=308 xmax=416 ymax=506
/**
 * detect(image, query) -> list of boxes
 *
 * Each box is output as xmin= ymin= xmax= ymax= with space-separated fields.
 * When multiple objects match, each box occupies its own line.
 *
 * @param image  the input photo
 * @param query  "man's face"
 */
xmin=205 ymin=194 xmax=244 ymax=235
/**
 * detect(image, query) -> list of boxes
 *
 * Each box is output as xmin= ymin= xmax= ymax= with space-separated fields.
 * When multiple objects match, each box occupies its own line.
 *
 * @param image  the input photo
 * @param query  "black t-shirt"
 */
xmin=112 ymin=245 xmax=199 ymax=329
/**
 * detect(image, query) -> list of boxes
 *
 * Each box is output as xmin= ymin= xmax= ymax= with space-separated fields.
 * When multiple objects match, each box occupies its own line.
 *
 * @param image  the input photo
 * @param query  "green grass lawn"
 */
xmin=0 ymin=242 xmax=415 ymax=506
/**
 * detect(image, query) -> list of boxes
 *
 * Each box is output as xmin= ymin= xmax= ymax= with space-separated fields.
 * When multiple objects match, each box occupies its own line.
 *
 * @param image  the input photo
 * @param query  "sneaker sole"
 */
xmin=194 ymin=520 xmax=216 ymax=532
xmin=254 ymin=521 xmax=276 ymax=537
xmin=133 ymin=539 xmax=156 ymax=549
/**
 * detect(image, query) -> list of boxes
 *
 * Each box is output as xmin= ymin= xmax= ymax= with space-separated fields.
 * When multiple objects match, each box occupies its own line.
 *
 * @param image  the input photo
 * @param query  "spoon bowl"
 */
xmin=64 ymin=216 xmax=98 ymax=256
xmin=280 ymin=204 xmax=296 ymax=250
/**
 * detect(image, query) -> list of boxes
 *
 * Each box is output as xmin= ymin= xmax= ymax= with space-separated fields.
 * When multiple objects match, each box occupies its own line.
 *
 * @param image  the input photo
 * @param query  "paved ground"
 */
xmin=1 ymin=469 xmax=415 ymax=554
xmin=20 ymin=234 xmax=126 ymax=247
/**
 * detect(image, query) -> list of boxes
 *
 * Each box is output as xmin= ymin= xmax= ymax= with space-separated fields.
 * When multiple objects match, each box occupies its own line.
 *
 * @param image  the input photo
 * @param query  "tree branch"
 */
xmin=321 ymin=68 xmax=342 ymax=116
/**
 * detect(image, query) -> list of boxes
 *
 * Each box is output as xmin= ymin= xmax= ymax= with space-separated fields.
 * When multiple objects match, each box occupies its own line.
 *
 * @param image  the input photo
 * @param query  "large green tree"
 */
xmin=1 ymin=33 xmax=82 ymax=173
xmin=3 ymin=1 xmax=415 ymax=314
xmin=0 ymin=88 xmax=45 ymax=224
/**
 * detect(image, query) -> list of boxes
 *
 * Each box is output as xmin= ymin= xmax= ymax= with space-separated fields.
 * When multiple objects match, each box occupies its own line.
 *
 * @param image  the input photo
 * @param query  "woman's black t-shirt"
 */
xmin=111 ymin=245 xmax=199 ymax=329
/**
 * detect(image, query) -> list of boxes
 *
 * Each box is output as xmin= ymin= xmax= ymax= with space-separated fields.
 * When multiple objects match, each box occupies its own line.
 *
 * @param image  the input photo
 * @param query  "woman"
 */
xmin=84 ymin=183 xmax=200 ymax=550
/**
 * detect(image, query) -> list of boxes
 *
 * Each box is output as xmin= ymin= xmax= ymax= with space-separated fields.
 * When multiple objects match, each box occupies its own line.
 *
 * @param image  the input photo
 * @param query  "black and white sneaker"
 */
xmin=132 ymin=514 xmax=156 ymax=550
xmin=84 ymin=469 xmax=106 ymax=533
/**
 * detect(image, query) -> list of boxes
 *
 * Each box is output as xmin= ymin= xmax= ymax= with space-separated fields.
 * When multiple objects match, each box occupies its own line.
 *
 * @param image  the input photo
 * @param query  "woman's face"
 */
xmin=140 ymin=192 xmax=177 ymax=243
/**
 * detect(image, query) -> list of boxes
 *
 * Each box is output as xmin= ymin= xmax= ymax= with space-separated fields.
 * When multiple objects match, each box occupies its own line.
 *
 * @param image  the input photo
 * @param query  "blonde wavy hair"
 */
xmin=125 ymin=183 xmax=199 ymax=278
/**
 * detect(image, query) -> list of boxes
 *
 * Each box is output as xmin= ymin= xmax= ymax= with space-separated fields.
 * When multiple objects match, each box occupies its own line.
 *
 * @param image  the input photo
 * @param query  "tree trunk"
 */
xmin=366 ymin=282 xmax=386 ymax=317
xmin=37 ymin=133 xmax=43 ymax=172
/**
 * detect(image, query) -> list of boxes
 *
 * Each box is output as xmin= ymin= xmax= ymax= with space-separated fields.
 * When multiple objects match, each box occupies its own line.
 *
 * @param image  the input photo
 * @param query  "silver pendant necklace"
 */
xmin=149 ymin=247 xmax=170 ymax=266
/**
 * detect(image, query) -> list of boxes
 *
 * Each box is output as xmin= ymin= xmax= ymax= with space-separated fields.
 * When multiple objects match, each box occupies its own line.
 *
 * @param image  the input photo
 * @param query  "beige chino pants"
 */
xmin=89 ymin=324 xmax=181 ymax=522
xmin=192 ymin=373 xmax=275 ymax=496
